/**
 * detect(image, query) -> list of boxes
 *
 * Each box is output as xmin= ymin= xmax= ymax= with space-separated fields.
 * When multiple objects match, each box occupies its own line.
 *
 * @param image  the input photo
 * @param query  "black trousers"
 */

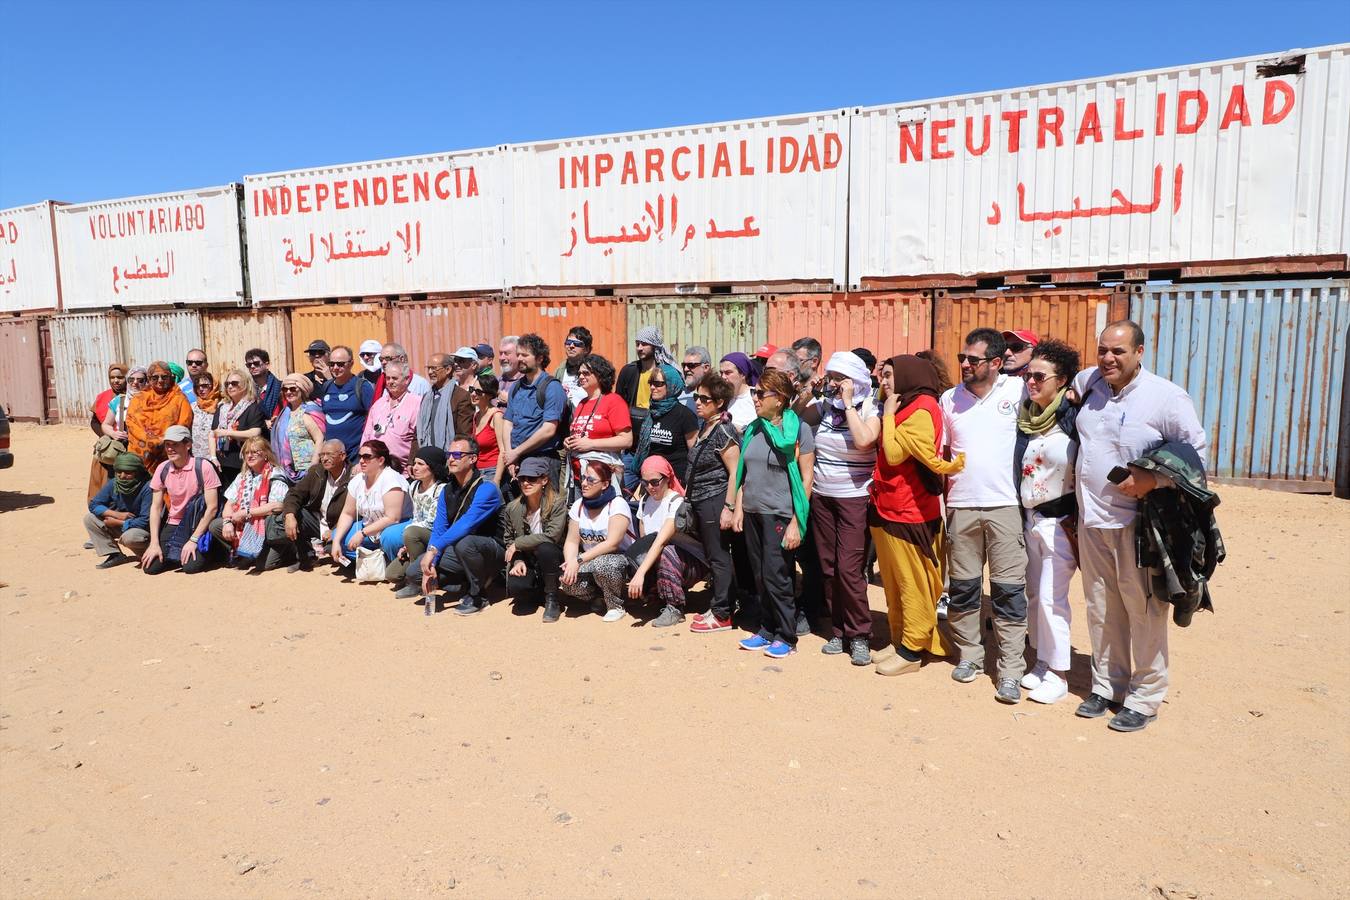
xmin=410 ymin=535 xmax=505 ymax=599
xmin=263 ymin=508 xmax=323 ymax=567
xmin=744 ymin=513 xmax=798 ymax=645
xmin=691 ymin=496 xmax=736 ymax=618
xmin=506 ymin=540 xmax=563 ymax=602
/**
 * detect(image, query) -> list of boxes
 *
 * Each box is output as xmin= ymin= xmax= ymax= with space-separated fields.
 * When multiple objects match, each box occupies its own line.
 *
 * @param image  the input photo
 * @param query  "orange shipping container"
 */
xmin=390 ymin=298 xmax=501 ymax=373
xmin=289 ymin=303 xmax=392 ymax=376
xmin=202 ymin=308 xmax=293 ymax=377
xmin=500 ymin=298 xmax=627 ymax=371
xmin=767 ymin=292 xmax=932 ymax=364
xmin=933 ymin=287 xmax=1133 ymax=376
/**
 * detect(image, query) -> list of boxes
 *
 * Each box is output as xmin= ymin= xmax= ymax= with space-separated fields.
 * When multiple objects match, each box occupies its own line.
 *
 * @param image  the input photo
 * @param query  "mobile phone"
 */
xmin=1106 ymin=466 xmax=1131 ymax=485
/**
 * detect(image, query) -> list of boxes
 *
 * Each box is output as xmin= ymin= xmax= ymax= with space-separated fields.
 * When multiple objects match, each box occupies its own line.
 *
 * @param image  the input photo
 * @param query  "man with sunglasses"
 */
xmin=319 ymin=346 xmax=375 ymax=462
xmin=415 ymin=438 xmax=505 ymax=616
xmin=414 ymin=352 xmax=475 ymax=455
xmin=358 ymin=340 xmax=383 ymax=386
xmin=302 ymin=340 xmax=331 ymax=399
xmin=679 ymin=346 xmax=711 ymax=412
xmin=553 ymin=327 xmax=592 ymax=406
xmin=181 ymin=350 xmax=208 ymax=404
xmin=244 ymin=348 xmax=283 ymax=429
xmin=1000 ymin=329 xmax=1039 ymax=378
xmin=940 ymin=327 xmax=1031 ymax=704
xmin=379 ymin=343 xmax=432 ymax=398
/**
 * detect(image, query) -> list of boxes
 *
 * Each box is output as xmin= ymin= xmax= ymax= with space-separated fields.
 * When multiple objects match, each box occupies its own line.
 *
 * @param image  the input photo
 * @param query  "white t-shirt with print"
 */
xmin=637 ymin=491 xmax=684 ymax=537
xmin=568 ymin=496 xmax=633 ymax=552
xmin=940 ymin=374 xmax=1025 ymax=509
xmin=348 ymin=467 xmax=412 ymax=525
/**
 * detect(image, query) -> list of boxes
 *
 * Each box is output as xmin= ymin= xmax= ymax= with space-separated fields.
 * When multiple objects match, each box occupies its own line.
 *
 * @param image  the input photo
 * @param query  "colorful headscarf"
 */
xmin=639 ymin=454 xmax=685 ymax=496
xmin=720 ymin=352 xmax=756 ymax=387
xmin=166 ymin=362 xmax=185 ymax=381
xmin=635 ymin=325 xmax=675 ymax=368
xmin=888 ymin=354 xmax=941 ymax=410
xmin=632 ymin=363 xmax=685 ymax=471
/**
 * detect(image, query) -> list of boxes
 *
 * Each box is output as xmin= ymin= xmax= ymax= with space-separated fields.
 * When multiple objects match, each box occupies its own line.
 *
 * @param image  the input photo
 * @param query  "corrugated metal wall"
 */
xmin=1132 ymin=280 xmax=1350 ymax=487
xmin=290 ymin=303 xmax=392 ymax=376
xmin=0 ymin=319 xmax=46 ymax=420
xmin=51 ymin=313 xmax=125 ymax=424
xmin=767 ymin=292 xmax=933 ymax=362
xmin=119 ymin=310 xmax=205 ymax=368
xmin=501 ymin=298 xmax=627 ymax=368
xmin=626 ymin=296 xmax=768 ymax=364
xmin=202 ymin=309 xmax=293 ymax=376
xmin=934 ymin=287 xmax=1131 ymax=376
xmin=390 ymin=298 xmax=501 ymax=370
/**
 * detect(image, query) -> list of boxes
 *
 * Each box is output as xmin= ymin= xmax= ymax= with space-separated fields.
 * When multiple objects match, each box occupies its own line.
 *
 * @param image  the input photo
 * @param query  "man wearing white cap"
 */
xmin=452 ymin=346 xmax=481 ymax=392
xmin=358 ymin=340 xmax=383 ymax=387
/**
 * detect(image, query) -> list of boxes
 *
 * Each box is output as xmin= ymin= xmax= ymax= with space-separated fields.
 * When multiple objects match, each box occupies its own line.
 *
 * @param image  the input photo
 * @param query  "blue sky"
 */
xmin=1 ymin=0 xmax=1342 ymax=208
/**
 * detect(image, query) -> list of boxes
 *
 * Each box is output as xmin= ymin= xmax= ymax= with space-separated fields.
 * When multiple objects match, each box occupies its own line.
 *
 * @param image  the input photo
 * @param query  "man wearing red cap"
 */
xmin=1001 ymin=329 xmax=1039 ymax=378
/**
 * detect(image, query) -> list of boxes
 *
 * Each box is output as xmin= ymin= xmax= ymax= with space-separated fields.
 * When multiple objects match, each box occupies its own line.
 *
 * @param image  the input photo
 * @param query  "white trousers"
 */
xmin=1024 ymin=512 xmax=1076 ymax=671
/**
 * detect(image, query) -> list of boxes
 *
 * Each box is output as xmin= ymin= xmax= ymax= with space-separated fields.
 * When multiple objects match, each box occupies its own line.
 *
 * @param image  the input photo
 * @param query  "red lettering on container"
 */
xmin=823 ymin=133 xmax=842 ymax=168
xmin=335 ymin=180 xmax=349 ymax=209
xmin=1075 ymin=102 xmax=1103 ymax=144
xmin=1263 ymin=80 xmax=1294 ymax=124
xmin=646 ymin=148 xmax=666 ymax=182
xmin=413 ymin=172 xmax=430 ymax=202
xmin=899 ymin=123 xmax=923 ymax=163
xmin=965 ymin=115 xmax=991 ymax=156
xmin=594 ymin=153 xmax=613 ymax=186
xmin=1036 ymin=107 xmax=1065 ymax=149
xmin=930 ymin=119 xmax=955 ymax=159
xmin=1176 ymin=89 xmax=1208 ymax=134
xmin=672 ymin=145 xmax=691 ymax=180
xmin=1001 ymin=110 xmax=1028 ymax=153
xmin=392 ymin=173 xmax=408 ymax=204
xmin=1114 ymin=98 xmax=1143 ymax=140
xmin=621 ymin=151 xmax=639 ymax=184
xmin=314 ymin=183 xmax=330 ymax=210
xmin=1219 ymin=85 xmax=1250 ymax=129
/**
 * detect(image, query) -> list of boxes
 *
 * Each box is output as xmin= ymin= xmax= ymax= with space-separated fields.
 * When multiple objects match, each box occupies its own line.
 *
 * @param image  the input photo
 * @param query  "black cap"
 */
xmin=306 ymin=339 xmax=331 ymax=354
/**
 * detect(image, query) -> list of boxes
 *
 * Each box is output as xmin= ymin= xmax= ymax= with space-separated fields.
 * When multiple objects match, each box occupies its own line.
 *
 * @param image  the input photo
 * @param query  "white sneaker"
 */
xmin=1028 ymin=671 xmax=1068 ymax=704
xmin=1021 ymin=661 xmax=1049 ymax=690
xmin=601 ymin=608 xmax=626 ymax=623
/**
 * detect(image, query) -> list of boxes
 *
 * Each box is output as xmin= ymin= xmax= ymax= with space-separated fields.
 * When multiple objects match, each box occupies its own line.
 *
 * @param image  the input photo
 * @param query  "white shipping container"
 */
xmin=848 ymin=44 xmax=1350 ymax=283
xmin=0 ymin=201 xmax=63 ymax=313
xmin=244 ymin=148 xmax=506 ymax=302
xmin=55 ymin=185 xmax=246 ymax=309
xmin=508 ymin=110 xmax=849 ymax=288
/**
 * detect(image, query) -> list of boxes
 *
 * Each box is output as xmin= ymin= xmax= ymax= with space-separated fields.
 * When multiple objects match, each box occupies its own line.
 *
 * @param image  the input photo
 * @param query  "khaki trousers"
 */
xmin=1079 ymin=525 xmax=1169 ymax=716
xmin=944 ymin=506 xmax=1028 ymax=680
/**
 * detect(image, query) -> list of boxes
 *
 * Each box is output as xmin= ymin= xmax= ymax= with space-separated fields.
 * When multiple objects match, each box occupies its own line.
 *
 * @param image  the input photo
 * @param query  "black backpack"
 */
xmin=511 ymin=372 xmax=572 ymax=437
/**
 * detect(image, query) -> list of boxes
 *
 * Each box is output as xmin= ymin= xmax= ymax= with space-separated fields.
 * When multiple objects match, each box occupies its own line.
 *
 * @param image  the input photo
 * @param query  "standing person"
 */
xmin=1001 ymin=329 xmax=1039 ymax=378
xmin=717 ymin=352 xmax=757 ymax=428
xmin=207 ymin=437 xmax=290 ymax=572
xmin=358 ymin=340 xmax=383 ymax=386
xmin=869 ymin=356 xmax=966 ymax=676
xmin=750 ymin=343 xmax=777 ymax=385
xmin=84 ymin=452 xmax=153 ymax=568
xmin=634 ymin=362 xmax=697 ymax=478
xmin=941 ymin=328 xmax=1030 ymax=704
xmin=562 ymin=355 xmax=631 ymax=490
xmin=102 ymin=366 xmax=144 ymax=444
xmin=320 ymin=346 xmax=375 ymax=463
xmin=553 ymin=327 xmax=592 ymax=406
xmin=413 ymin=439 xmax=505 ymax=616
xmin=730 ymin=369 xmax=815 ymax=659
xmin=379 ymin=343 xmax=432 ymax=397
xmin=361 ymin=360 xmax=422 ymax=470
xmin=679 ymin=346 xmax=711 ymax=412
xmin=474 ymin=343 xmax=495 ymax=377
xmin=502 ymin=457 xmax=570 ymax=622
xmin=127 ymin=361 xmax=194 ymax=470
xmin=212 ymin=368 xmax=264 ymax=487
xmin=809 ymin=352 xmax=882 ymax=667
xmin=244 ymin=348 xmax=283 ymax=430
xmin=1072 ymin=321 xmax=1207 ymax=732
xmin=627 ymin=456 xmax=708 ymax=627
xmin=87 ymin=363 xmax=128 ymax=503
xmin=182 ymin=350 xmax=209 ymax=404
xmin=791 ymin=337 xmax=824 ymax=396
xmin=386 ymin=446 xmax=450 ymax=590
xmin=683 ymin=373 xmax=742 ymax=634
xmin=267 ymin=439 xmax=350 ymax=571
xmin=502 ymin=334 xmax=568 ymax=487
xmin=469 ymin=373 xmax=508 ymax=483
xmin=1015 ymin=339 xmax=1081 ymax=705
xmin=617 ymin=326 xmax=673 ymax=430
xmin=273 ymin=373 xmax=325 ymax=480
xmin=497 ymin=335 xmax=522 ymax=403
xmin=415 ymin=352 xmax=475 ymax=453
xmin=451 ymin=347 xmax=481 ymax=392
xmin=559 ymin=454 xmax=634 ymax=622
xmin=189 ymin=371 xmax=220 ymax=462
xmin=330 ymin=439 xmax=411 ymax=566
xmin=141 ymin=425 xmax=220 ymax=576
xmin=302 ymin=340 xmax=331 ymax=399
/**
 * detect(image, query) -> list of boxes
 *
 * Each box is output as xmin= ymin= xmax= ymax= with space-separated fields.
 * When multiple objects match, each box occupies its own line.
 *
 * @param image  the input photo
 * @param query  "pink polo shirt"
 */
xmin=151 ymin=458 xmax=221 ymax=525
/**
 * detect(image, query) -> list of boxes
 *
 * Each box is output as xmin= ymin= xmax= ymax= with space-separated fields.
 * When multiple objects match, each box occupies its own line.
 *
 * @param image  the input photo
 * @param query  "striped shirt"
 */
xmin=810 ymin=397 xmax=878 ymax=499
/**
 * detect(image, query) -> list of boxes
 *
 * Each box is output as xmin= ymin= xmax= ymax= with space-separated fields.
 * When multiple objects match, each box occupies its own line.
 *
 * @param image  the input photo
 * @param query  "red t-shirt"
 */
xmin=568 ymin=393 xmax=631 ymax=476
xmin=93 ymin=389 xmax=116 ymax=424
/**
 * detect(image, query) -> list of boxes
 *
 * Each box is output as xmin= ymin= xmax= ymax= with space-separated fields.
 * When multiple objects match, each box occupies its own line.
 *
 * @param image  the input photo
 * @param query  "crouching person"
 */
xmin=206 ymin=437 xmax=291 ymax=572
xmin=501 ymin=457 xmax=569 ymax=622
xmin=407 ymin=439 xmax=505 ymax=615
xmin=266 ymin=439 xmax=351 ymax=571
xmin=85 ymin=452 xmax=154 ymax=568
xmin=141 ymin=425 xmax=221 ymax=575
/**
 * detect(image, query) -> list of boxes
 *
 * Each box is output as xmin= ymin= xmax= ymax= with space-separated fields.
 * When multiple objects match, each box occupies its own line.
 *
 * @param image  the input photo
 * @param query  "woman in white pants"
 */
xmin=1014 ymin=339 xmax=1081 ymax=704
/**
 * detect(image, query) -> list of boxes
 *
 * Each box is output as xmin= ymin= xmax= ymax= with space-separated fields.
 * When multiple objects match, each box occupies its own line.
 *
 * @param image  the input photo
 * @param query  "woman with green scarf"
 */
xmin=729 ymin=368 xmax=815 ymax=660
xmin=84 ymin=452 xmax=154 ymax=568
xmin=1013 ymin=339 xmax=1081 ymax=705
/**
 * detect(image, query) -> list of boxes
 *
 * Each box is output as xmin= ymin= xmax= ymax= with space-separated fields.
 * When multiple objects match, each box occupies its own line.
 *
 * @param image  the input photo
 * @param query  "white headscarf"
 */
xmin=824 ymin=351 xmax=871 ymax=411
xmin=359 ymin=339 xmax=383 ymax=373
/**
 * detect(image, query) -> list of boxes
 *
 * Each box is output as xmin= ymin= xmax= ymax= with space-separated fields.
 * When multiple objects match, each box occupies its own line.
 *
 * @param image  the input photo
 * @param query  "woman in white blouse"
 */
xmin=330 ymin=439 xmax=412 ymax=566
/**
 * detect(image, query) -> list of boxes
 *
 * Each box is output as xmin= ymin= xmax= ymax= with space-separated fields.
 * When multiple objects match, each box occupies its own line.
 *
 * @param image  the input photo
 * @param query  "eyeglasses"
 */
xmin=283 ymin=386 xmax=301 ymax=394
xmin=519 ymin=475 xmax=548 ymax=485
xmin=307 ymin=350 xmax=326 ymax=357
xmin=1021 ymin=371 xmax=1061 ymax=385
xmin=129 ymin=377 xmax=148 ymax=385
xmin=579 ymin=474 xmax=604 ymax=485
xmin=224 ymin=380 xmax=242 ymax=388
xmin=694 ymin=393 xmax=713 ymax=404
xmin=648 ymin=379 xmax=666 ymax=387
xmin=453 ymin=358 xmax=475 ymax=368
xmin=564 ymin=338 xmax=586 ymax=348
xmin=330 ymin=359 xmax=351 ymax=368
xmin=1005 ymin=342 xmax=1029 ymax=353
xmin=150 ymin=374 xmax=173 ymax=382
xmin=244 ymin=450 xmax=264 ymax=458
xmin=358 ymin=452 xmax=378 ymax=461
xmin=426 ymin=363 xmax=445 ymax=371
xmin=752 ymin=388 xmax=784 ymax=401
xmin=467 ymin=387 xmax=487 ymax=396
xmin=956 ymin=354 xmax=999 ymax=366
xmin=245 ymin=359 xmax=264 ymax=368
xmin=359 ymin=352 xmax=377 ymax=359
xmin=681 ymin=362 xmax=702 ymax=371
xmin=447 ymin=450 xmax=478 ymax=460
xmin=186 ymin=359 xmax=207 ymax=366
xmin=578 ymin=369 xmax=594 ymax=378
xmin=642 ymin=476 xmax=665 ymax=487
xmin=379 ymin=355 xmax=398 ymax=364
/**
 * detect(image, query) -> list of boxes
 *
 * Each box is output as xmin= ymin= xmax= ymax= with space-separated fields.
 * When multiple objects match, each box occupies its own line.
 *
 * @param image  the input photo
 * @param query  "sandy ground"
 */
xmin=1 ymin=422 xmax=1347 ymax=899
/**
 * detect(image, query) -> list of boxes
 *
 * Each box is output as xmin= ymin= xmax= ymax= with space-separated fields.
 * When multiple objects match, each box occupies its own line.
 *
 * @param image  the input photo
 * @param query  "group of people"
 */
xmin=82 ymin=319 xmax=1222 ymax=733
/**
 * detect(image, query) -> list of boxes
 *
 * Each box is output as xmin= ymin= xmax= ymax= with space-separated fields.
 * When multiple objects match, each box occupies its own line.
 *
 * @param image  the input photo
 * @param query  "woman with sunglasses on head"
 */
xmin=559 ymin=453 xmax=634 ymax=622
xmin=211 ymin=367 xmax=265 ymax=488
xmin=273 ymin=373 xmax=325 ymax=480
xmin=386 ymin=446 xmax=450 ymax=589
xmin=126 ymin=360 xmax=194 ymax=470
xmin=190 ymin=371 xmax=221 ymax=461
xmin=730 ymin=369 xmax=815 ymax=659
xmin=330 ymin=439 xmax=412 ymax=567
xmin=1014 ymin=339 xmax=1081 ymax=704
xmin=563 ymin=355 xmax=631 ymax=497
xmin=501 ymin=456 xmax=570 ymax=622
xmin=207 ymin=436 xmax=291 ymax=572
xmin=627 ymin=457 xmax=709 ymax=627
xmin=682 ymin=373 xmax=742 ymax=633
xmin=469 ymin=373 xmax=508 ymax=483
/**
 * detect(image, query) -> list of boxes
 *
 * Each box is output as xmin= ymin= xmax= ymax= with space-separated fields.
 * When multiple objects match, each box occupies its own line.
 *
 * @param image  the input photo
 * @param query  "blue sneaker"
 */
xmin=763 ymin=641 xmax=796 ymax=659
xmin=738 ymin=635 xmax=772 ymax=651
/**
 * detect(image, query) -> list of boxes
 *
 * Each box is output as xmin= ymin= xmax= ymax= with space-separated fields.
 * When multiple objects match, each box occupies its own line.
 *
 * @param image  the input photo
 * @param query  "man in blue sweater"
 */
xmin=84 ymin=452 xmax=154 ymax=568
xmin=411 ymin=438 xmax=505 ymax=615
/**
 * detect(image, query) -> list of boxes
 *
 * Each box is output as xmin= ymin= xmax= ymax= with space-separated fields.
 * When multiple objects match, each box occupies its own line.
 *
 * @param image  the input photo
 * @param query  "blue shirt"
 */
xmin=89 ymin=480 xmax=154 ymax=532
xmin=427 ymin=479 xmax=503 ymax=562
xmin=321 ymin=377 xmax=374 ymax=461
xmin=503 ymin=372 xmax=566 ymax=456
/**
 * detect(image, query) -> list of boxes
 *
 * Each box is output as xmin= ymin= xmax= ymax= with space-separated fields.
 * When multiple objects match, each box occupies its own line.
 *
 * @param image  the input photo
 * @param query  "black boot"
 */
xmin=542 ymin=592 xmax=562 ymax=623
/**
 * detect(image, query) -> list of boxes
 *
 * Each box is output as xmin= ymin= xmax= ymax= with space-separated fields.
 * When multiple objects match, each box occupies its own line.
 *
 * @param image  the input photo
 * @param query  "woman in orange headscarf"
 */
xmin=126 ymin=360 xmax=193 ymax=469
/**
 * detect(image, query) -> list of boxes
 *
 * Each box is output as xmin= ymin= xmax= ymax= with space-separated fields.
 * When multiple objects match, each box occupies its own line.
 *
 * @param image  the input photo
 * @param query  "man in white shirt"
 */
xmin=1071 ymin=321 xmax=1207 ymax=733
xmin=940 ymin=328 xmax=1029 ymax=704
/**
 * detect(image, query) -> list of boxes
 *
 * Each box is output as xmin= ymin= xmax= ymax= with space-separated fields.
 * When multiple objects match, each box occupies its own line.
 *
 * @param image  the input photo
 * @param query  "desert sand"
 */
xmin=2 ymin=422 xmax=1347 ymax=899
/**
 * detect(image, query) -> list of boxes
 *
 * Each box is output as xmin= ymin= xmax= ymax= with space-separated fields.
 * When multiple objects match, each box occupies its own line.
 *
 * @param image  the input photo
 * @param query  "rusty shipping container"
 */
xmin=933 ymin=287 xmax=1131 ymax=375
xmin=119 ymin=310 xmax=204 ymax=371
xmin=202 ymin=308 xmax=293 ymax=377
xmin=289 ymin=303 xmax=391 ymax=376
xmin=0 ymin=318 xmax=47 ymax=421
xmin=50 ymin=312 xmax=125 ymax=424
xmin=500 ymin=298 xmax=627 ymax=369
xmin=390 ymin=298 xmax=501 ymax=372
xmin=767 ymin=292 xmax=933 ymax=362
xmin=626 ymin=296 xmax=768 ymax=363
xmin=0 ymin=201 xmax=63 ymax=314
xmin=1132 ymin=279 xmax=1349 ymax=490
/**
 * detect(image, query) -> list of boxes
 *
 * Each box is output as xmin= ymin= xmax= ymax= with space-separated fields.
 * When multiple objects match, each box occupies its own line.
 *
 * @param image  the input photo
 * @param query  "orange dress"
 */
xmin=126 ymin=388 xmax=193 ymax=469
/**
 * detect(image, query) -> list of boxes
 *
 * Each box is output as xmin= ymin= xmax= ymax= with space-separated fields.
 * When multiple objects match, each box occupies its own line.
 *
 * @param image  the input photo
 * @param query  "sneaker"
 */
xmin=1107 ymin=708 xmax=1156 ymax=732
xmin=96 ymin=552 xmax=132 ymax=570
xmin=287 ymin=555 xmax=314 ymax=574
xmin=950 ymin=661 xmax=981 ymax=683
xmin=601 ymin=608 xmax=626 ymax=623
xmin=936 ymin=593 xmax=950 ymax=620
xmin=1021 ymin=661 xmax=1049 ymax=690
xmin=690 ymin=612 xmax=733 ymax=633
xmin=763 ymin=640 xmax=796 ymax=659
xmin=794 ymin=615 xmax=811 ymax=636
xmin=995 ymin=678 xmax=1022 ymax=704
xmin=849 ymin=638 xmax=872 ymax=667
xmin=650 ymin=606 xmax=685 ymax=627
xmin=393 ymin=584 xmax=421 ymax=600
xmin=738 ymin=635 xmax=772 ymax=651
xmin=1028 ymin=671 xmax=1069 ymax=705
xmin=820 ymin=637 xmax=845 ymax=655
xmin=453 ymin=596 xmax=486 ymax=616
xmin=1075 ymin=694 xmax=1113 ymax=719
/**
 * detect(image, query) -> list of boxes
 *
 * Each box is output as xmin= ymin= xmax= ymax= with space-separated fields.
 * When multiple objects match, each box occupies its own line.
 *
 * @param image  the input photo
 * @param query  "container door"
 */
xmin=119 ymin=310 xmax=205 ymax=369
xmin=51 ymin=312 xmax=125 ymax=424
xmin=390 ymin=298 xmax=501 ymax=372
xmin=202 ymin=309 xmax=293 ymax=376
xmin=500 ymin=298 xmax=627 ymax=370
xmin=625 ymin=296 xmax=768 ymax=363
xmin=0 ymin=319 xmax=45 ymax=421
xmin=767 ymin=292 xmax=933 ymax=362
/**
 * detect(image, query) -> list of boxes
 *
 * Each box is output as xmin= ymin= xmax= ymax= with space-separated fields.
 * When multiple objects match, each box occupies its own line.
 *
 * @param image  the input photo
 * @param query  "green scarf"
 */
xmin=112 ymin=452 xmax=148 ymax=496
xmin=733 ymin=409 xmax=810 ymax=545
xmin=1017 ymin=387 xmax=1066 ymax=436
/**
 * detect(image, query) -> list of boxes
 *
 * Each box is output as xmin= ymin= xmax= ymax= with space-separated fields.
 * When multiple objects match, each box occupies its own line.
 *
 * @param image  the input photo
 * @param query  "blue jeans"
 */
xmin=379 ymin=520 xmax=416 ymax=560
xmin=339 ymin=520 xmax=388 ymax=560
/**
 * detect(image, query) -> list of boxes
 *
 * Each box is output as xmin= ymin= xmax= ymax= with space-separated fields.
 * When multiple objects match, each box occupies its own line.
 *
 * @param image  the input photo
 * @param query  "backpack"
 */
xmin=511 ymin=372 xmax=572 ymax=438
xmin=155 ymin=457 xmax=223 ymax=557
